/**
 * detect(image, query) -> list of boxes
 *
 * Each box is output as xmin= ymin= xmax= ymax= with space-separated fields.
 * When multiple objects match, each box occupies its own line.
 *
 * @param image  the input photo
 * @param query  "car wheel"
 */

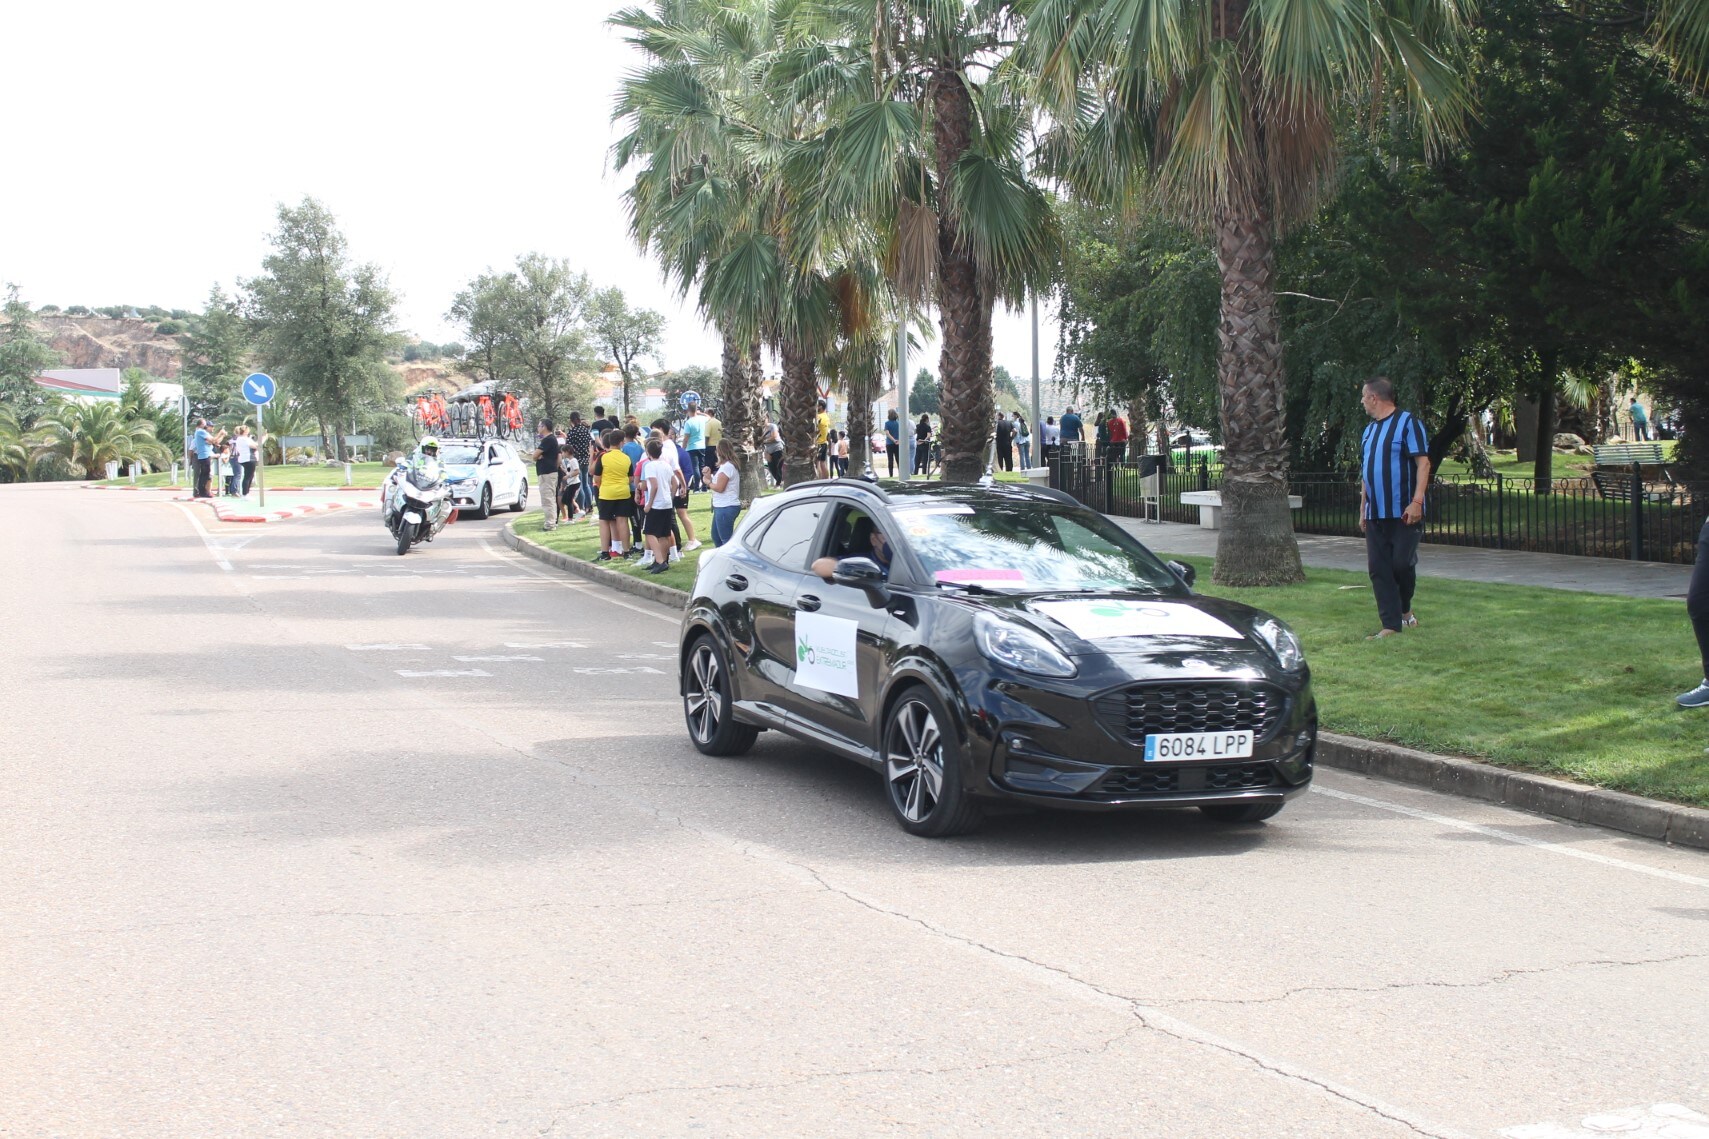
xmin=883 ymin=686 xmax=982 ymax=837
xmin=473 ymin=484 xmax=492 ymax=519
xmin=682 ymin=635 xmax=758 ymax=756
xmin=510 ymin=479 xmax=528 ymax=512
xmin=1199 ymin=801 xmax=1285 ymax=823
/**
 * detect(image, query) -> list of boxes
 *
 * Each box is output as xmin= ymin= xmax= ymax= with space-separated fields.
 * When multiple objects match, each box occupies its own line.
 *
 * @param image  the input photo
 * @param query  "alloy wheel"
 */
xmin=685 ymin=643 xmax=722 ymax=744
xmin=886 ymin=699 xmax=945 ymax=824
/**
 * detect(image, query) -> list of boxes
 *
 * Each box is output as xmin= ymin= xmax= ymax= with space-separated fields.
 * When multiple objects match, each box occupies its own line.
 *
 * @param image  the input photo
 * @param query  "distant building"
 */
xmin=34 ymin=368 xmax=122 ymax=401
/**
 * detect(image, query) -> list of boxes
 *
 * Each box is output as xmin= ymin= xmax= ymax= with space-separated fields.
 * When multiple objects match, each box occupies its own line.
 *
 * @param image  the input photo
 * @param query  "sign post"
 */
xmin=243 ymin=373 xmax=276 ymax=509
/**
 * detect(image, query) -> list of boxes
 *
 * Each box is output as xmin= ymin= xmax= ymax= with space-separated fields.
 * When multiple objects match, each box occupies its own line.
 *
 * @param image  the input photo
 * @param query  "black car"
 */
xmin=678 ymin=480 xmax=1316 ymax=837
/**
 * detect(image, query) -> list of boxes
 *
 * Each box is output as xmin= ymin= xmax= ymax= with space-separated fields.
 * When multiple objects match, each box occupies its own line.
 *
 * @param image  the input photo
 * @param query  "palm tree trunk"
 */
xmin=846 ymin=351 xmax=878 ymax=480
xmin=720 ymin=331 xmax=764 ymax=505
xmin=931 ymin=65 xmax=995 ymax=484
xmin=1210 ymin=199 xmax=1305 ymax=586
xmin=780 ymin=341 xmax=818 ymax=487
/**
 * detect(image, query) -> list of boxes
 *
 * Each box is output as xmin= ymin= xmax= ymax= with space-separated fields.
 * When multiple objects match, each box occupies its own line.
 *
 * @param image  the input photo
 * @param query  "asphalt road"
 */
xmin=4 ymin=483 xmax=1707 ymax=1139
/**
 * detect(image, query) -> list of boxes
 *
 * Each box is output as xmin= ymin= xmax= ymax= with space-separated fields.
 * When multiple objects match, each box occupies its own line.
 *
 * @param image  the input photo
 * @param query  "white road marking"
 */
xmin=476 ymin=538 xmax=678 ymax=624
xmin=1316 ymin=786 xmax=1709 ymax=889
xmin=617 ymin=653 xmax=675 ymax=660
xmin=504 ymin=641 xmax=588 ymax=649
xmin=347 ymin=643 xmax=432 ymax=652
xmin=652 ymin=640 xmax=677 ymax=647
xmin=1501 ymin=1102 xmax=1709 ymax=1138
xmin=454 ymin=654 xmax=544 ymax=662
xmin=395 ymin=669 xmax=491 ymax=678
xmin=171 ymin=503 xmax=233 ymax=571
xmin=574 ymin=666 xmax=666 ymax=675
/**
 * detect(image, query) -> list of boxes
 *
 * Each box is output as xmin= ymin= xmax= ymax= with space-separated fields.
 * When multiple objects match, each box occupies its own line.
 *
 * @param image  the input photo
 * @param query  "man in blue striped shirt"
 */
xmin=1359 ymin=378 xmax=1431 ymax=639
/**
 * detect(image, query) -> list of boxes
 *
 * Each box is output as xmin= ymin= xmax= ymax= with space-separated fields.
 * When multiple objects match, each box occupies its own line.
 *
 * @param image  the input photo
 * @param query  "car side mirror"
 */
xmin=831 ymin=556 xmax=891 ymax=607
xmin=490 ymin=456 xmax=504 ymax=465
xmin=1166 ymin=559 xmax=1197 ymax=588
xmin=395 ymin=458 xmax=409 ymax=469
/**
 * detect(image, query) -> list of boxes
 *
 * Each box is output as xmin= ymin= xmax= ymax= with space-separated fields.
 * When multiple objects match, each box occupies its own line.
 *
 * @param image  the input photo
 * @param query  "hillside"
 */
xmin=40 ymin=315 xmax=183 ymax=377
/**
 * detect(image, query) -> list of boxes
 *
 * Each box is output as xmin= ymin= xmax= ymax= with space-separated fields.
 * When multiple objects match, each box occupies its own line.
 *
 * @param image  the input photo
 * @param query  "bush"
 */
xmin=65 ymin=305 xmax=91 ymax=316
xmin=97 ymin=306 xmax=125 ymax=319
xmin=155 ymin=320 xmax=185 ymax=335
xmin=38 ymin=304 xmax=60 ymax=314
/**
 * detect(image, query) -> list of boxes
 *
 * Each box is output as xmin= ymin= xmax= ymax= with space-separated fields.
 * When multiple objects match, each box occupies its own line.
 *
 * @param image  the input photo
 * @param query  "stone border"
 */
xmin=503 ymin=521 xmax=1709 ymax=852
xmin=1317 ymin=734 xmax=1709 ymax=850
xmin=502 ymin=520 xmax=692 ymax=611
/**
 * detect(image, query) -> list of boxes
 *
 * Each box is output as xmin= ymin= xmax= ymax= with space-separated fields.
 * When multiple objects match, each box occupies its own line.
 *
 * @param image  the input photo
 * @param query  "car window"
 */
xmin=441 ymin=444 xmax=480 ymax=465
xmin=753 ymin=502 xmax=827 ymax=571
xmin=892 ymin=500 xmax=1182 ymax=593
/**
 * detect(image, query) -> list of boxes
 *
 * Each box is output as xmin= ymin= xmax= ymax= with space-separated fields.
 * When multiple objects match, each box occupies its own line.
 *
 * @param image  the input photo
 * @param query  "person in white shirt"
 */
xmin=637 ymin=438 xmax=685 ymax=574
xmin=1041 ymin=417 xmax=1061 ymax=465
xmin=709 ymin=440 xmax=743 ymax=547
xmin=230 ymin=426 xmax=258 ymax=496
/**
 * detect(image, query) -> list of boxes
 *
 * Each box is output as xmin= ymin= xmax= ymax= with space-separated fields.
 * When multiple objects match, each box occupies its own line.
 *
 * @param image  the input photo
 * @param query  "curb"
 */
xmin=1316 ymin=733 xmax=1709 ymax=851
xmin=502 ymin=521 xmax=1709 ymax=852
xmin=175 ymin=496 xmax=377 ymax=524
xmin=501 ymin=521 xmax=692 ymax=611
xmin=85 ymin=483 xmax=380 ymax=493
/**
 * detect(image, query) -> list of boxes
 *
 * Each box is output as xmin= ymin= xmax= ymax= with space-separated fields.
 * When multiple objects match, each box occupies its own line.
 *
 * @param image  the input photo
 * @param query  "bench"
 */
xmin=1179 ymin=490 xmax=1304 ymax=530
xmin=1590 ymin=470 xmax=1678 ymax=505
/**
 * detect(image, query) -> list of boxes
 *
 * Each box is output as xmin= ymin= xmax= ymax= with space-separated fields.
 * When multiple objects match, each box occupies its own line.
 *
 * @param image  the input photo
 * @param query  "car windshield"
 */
xmin=891 ymin=501 xmax=1182 ymax=593
xmin=438 ymin=445 xmax=480 ymax=465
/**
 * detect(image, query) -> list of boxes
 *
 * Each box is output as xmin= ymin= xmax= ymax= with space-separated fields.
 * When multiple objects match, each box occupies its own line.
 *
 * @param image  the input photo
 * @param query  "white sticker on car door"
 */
xmin=793 ymin=611 xmax=861 ymax=698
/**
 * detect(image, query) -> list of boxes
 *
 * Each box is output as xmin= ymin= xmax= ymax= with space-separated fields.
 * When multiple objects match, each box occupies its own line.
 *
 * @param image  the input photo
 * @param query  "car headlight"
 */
xmin=974 ymin=612 xmax=1077 ymax=678
xmin=1253 ymin=617 xmax=1305 ymax=671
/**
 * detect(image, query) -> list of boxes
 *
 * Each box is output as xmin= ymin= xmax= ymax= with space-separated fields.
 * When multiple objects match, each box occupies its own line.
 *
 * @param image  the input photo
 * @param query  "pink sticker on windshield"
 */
xmin=935 ymin=568 xmax=1026 ymax=584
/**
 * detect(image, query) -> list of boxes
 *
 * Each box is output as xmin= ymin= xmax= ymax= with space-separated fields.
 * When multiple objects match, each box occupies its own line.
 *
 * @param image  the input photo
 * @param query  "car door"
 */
xmin=736 ymin=501 xmax=829 ymax=715
xmin=488 ymin=443 xmax=515 ymax=503
xmin=786 ymin=504 xmax=903 ymax=756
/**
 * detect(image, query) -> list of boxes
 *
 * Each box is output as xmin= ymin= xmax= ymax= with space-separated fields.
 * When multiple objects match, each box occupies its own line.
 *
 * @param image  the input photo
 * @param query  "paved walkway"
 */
xmin=1112 ymin=517 xmax=1692 ymax=600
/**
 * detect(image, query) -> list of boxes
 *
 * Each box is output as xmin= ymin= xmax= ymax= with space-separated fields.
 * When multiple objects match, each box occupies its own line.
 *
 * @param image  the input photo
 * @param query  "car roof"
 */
xmin=775 ymin=478 xmax=1081 ymax=511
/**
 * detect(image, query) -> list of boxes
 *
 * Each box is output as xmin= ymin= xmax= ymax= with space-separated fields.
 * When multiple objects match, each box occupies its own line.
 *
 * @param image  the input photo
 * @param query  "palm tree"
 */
xmin=612 ymin=0 xmax=781 ymax=494
xmin=0 ymin=408 xmax=30 ymax=483
xmin=1019 ymin=0 xmax=1473 ymax=584
xmin=32 ymin=399 xmax=170 ymax=478
xmin=785 ymin=0 xmax=1060 ymax=483
xmin=1655 ymin=0 xmax=1709 ymax=89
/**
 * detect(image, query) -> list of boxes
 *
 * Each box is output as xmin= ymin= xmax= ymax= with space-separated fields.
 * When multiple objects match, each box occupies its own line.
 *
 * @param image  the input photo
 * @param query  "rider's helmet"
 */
xmin=421 ymin=437 xmax=439 ymax=456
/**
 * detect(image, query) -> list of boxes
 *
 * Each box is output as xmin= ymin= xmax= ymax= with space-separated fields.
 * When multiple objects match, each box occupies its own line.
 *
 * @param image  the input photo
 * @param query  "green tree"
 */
xmin=0 ymin=285 xmax=60 ymax=427
xmin=660 ymin=364 xmax=721 ymax=419
xmin=908 ymin=368 xmax=940 ymax=415
xmin=0 ymin=407 xmax=30 ymax=481
xmin=31 ymin=399 xmax=169 ymax=477
xmin=244 ymin=198 xmax=401 ymax=461
xmin=1023 ymin=0 xmax=1474 ymax=584
xmin=178 ymin=284 xmax=251 ymax=418
xmin=119 ymin=368 xmax=178 ymax=446
xmin=588 ymin=287 xmax=666 ymax=416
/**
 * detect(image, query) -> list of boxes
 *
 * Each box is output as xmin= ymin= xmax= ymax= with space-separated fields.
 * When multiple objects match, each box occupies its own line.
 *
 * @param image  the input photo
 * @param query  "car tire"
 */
xmin=882 ymin=686 xmax=982 ymax=838
xmin=682 ymin=634 xmax=758 ymax=756
xmin=510 ymin=479 xmax=528 ymax=512
xmin=473 ymin=484 xmax=492 ymax=519
xmin=1199 ymin=801 xmax=1285 ymax=823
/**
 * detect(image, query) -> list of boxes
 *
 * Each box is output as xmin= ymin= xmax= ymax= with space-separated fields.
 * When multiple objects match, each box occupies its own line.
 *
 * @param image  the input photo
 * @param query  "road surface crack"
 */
xmin=1147 ymin=951 xmax=1709 ymax=1008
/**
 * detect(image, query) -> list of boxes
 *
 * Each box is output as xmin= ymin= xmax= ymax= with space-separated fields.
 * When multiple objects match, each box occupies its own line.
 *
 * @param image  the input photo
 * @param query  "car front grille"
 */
xmin=1096 ymin=762 xmax=1278 ymax=796
xmin=1092 ymin=683 xmax=1285 ymax=746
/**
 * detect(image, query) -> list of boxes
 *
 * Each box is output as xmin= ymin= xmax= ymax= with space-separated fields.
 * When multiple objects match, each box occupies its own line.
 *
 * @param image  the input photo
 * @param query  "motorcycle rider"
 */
xmin=414 ymin=437 xmax=443 ymax=478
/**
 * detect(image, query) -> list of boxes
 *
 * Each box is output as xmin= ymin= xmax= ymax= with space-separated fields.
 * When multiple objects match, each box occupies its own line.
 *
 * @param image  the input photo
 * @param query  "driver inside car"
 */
xmin=811 ymin=512 xmax=891 ymax=581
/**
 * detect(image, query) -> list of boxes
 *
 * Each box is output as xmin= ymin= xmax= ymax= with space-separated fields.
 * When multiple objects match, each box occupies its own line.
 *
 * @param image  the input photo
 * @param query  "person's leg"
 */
xmin=1366 ymin=519 xmax=1403 ymax=633
xmin=1395 ymin=522 xmax=1423 ymax=625
xmin=538 ymin=472 xmax=558 ymax=531
xmin=676 ymin=503 xmax=698 ymax=546
xmin=1682 ymin=521 xmax=1709 ymax=702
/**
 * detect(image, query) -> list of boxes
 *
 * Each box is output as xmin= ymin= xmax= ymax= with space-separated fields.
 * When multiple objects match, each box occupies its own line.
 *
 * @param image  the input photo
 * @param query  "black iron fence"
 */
xmin=1050 ymin=454 xmax=1703 ymax=565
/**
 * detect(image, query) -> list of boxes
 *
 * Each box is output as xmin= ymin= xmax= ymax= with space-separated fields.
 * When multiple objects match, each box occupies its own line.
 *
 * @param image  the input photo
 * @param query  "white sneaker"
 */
xmin=683 ymin=540 xmax=702 ymax=552
xmin=669 ymin=548 xmax=682 ymax=564
xmin=639 ymin=552 xmax=655 ymax=567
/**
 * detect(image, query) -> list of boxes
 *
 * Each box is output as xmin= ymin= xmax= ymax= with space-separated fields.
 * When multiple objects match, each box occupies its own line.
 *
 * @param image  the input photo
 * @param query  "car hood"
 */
xmin=970 ymin=591 xmax=1283 ymax=667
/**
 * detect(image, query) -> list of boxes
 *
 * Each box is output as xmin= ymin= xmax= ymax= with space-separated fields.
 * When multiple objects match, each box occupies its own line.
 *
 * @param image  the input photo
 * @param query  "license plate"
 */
xmin=1144 ymin=730 xmax=1254 ymax=762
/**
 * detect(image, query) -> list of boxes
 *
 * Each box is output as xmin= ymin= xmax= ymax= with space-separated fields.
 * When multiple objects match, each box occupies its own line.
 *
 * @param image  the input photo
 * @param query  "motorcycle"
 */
xmin=382 ymin=458 xmax=455 ymax=555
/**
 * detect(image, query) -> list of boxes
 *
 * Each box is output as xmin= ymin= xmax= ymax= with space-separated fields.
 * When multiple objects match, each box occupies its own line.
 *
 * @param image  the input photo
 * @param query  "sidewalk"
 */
xmin=1112 ymin=517 xmax=1692 ymax=600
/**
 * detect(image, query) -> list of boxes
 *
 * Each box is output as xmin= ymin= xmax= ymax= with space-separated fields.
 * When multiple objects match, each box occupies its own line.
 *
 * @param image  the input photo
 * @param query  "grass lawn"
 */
xmin=99 ymin=462 xmax=396 ymax=489
xmin=514 ymin=496 xmax=726 ymax=593
xmin=1174 ymin=555 xmax=1708 ymax=808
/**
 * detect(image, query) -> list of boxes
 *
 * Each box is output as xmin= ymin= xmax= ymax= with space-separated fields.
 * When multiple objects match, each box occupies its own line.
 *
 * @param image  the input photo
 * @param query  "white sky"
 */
xmin=3 ymin=0 xmax=1057 ymax=390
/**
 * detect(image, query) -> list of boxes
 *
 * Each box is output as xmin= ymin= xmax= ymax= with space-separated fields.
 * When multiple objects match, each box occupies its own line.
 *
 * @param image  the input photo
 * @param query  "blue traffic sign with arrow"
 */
xmin=243 ymin=373 xmax=276 ymax=406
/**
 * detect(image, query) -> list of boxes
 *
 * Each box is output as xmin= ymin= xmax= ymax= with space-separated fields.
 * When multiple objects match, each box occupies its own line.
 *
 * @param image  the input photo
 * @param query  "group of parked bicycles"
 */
xmin=409 ymin=381 xmax=526 ymax=442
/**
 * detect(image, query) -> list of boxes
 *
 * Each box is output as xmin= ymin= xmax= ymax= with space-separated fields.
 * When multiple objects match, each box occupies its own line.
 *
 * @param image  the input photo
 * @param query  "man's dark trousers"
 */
xmin=193 ymin=457 xmax=211 ymax=498
xmin=1366 ymin=517 xmax=1421 ymax=631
